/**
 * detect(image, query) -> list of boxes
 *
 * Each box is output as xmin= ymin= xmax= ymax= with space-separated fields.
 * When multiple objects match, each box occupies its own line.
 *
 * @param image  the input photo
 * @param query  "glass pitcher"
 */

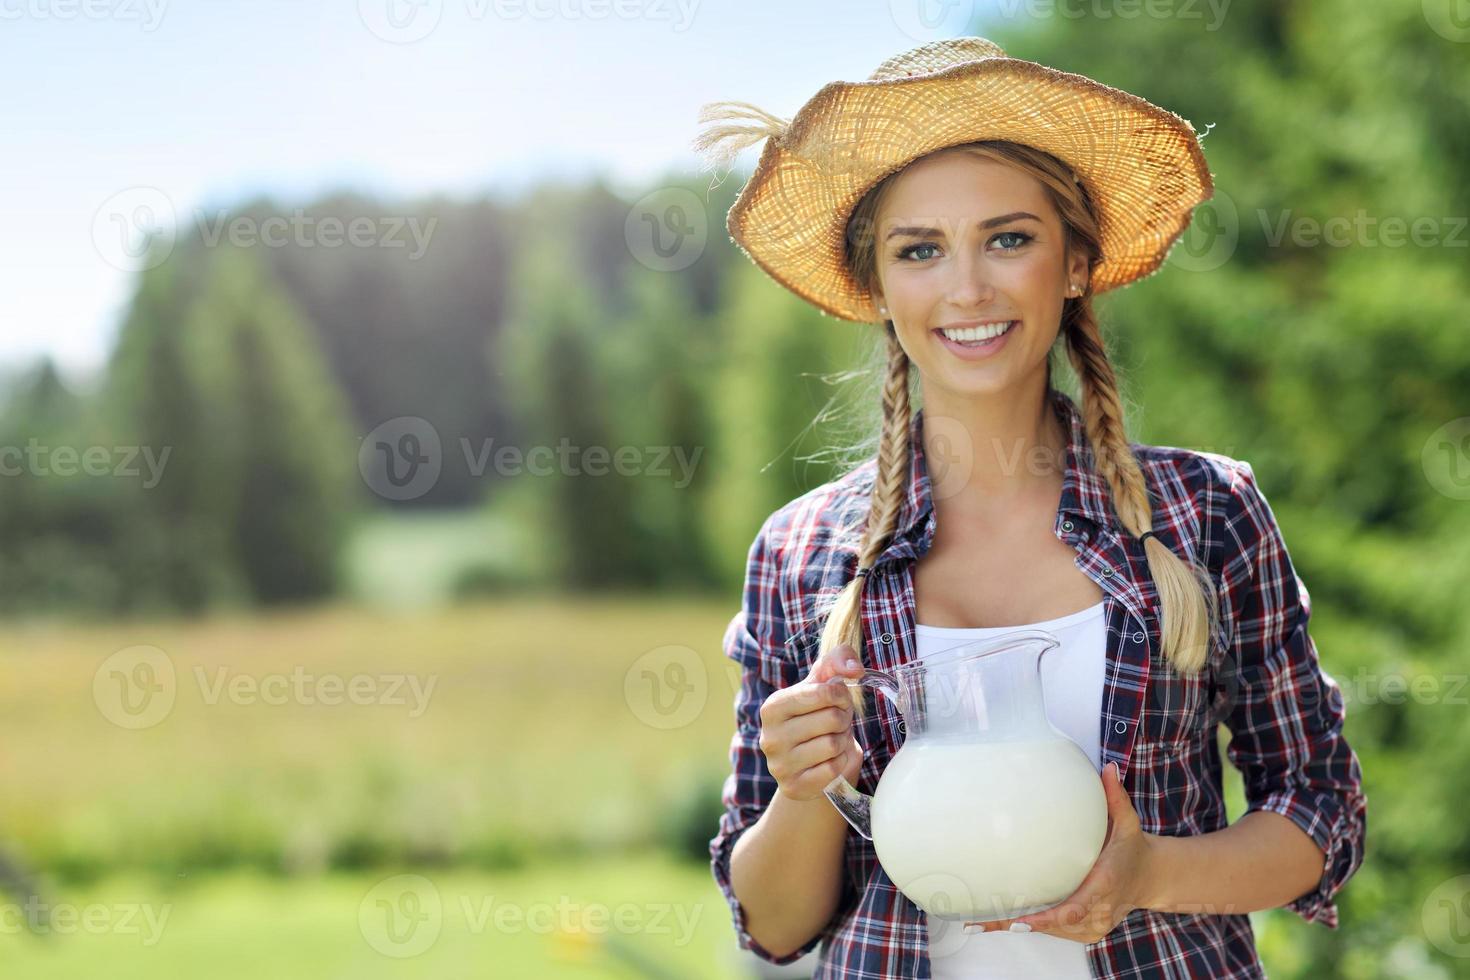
xmin=823 ymin=629 xmax=1108 ymax=923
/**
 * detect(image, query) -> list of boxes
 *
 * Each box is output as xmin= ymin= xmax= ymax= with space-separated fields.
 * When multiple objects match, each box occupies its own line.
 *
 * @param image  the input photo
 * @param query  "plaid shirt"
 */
xmin=710 ymin=387 xmax=1367 ymax=979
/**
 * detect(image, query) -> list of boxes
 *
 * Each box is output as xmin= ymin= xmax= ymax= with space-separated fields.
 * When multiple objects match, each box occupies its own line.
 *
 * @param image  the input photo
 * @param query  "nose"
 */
xmin=944 ymin=245 xmax=996 ymax=309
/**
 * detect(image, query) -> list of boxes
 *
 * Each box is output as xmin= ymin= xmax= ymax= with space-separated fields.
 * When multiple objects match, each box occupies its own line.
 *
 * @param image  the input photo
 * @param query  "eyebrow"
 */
xmin=884 ymin=212 xmax=1043 ymax=240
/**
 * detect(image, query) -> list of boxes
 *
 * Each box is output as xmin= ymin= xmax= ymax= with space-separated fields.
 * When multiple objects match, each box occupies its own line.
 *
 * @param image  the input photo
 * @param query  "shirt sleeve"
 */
xmin=707 ymin=516 xmax=832 ymax=965
xmin=1219 ymin=460 xmax=1368 ymax=928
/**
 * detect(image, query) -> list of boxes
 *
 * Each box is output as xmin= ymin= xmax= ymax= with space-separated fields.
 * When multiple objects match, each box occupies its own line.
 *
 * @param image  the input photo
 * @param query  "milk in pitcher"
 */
xmin=869 ymin=734 xmax=1107 ymax=921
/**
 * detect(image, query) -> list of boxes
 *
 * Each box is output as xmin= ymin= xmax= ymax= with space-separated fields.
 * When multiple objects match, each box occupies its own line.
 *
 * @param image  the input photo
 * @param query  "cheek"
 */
xmin=882 ymin=280 xmax=936 ymax=341
xmin=999 ymin=257 xmax=1061 ymax=297
xmin=883 ymin=267 xmax=932 ymax=309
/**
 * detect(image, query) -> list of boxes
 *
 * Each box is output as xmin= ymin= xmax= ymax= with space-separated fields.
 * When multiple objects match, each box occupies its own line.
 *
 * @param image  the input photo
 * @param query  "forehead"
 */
xmin=875 ymin=149 xmax=1053 ymax=229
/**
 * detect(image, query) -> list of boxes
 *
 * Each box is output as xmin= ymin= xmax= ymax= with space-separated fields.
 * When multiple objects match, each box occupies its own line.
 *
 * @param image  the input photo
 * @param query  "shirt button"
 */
xmin=1132 ymin=631 xmax=1145 ymax=644
xmin=1101 ymin=565 xmax=1114 ymax=577
xmin=1114 ymin=720 xmax=1127 ymax=733
xmin=880 ymin=632 xmax=894 ymax=645
xmin=1061 ymin=520 xmax=1074 ymax=533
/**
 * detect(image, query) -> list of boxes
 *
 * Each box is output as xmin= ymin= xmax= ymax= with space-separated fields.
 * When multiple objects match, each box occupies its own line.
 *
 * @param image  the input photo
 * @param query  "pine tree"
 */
xmin=102 ymin=245 xmax=235 ymax=611
xmin=494 ymin=231 xmax=644 ymax=589
xmin=181 ymin=243 xmax=359 ymax=604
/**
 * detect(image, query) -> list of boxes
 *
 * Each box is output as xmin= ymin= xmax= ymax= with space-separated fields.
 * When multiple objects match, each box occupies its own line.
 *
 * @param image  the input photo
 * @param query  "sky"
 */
xmin=0 ymin=0 xmax=991 ymax=381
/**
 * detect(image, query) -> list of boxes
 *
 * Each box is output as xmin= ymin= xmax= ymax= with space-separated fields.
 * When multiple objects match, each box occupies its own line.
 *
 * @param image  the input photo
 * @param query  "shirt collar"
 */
xmin=893 ymin=387 xmax=1117 ymax=544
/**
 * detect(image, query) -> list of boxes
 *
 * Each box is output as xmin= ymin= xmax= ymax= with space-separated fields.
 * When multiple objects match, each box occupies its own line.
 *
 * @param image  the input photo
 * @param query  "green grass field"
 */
xmin=0 ymin=596 xmax=745 ymax=878
xmin=0 ymin=857 xmax=747 ymax=978
xmin=0 ymin=595 xmax=758 ymax=975
xmin=0 ymin=592 xmax=1339 ymax=977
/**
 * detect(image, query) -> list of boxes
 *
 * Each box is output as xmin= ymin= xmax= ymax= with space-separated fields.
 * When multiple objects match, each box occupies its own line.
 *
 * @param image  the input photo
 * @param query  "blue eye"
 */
xmin=994 ymin=231 xmax=1032 ymax=251
xmin=897 ymin=242 xmax=939 ymax=262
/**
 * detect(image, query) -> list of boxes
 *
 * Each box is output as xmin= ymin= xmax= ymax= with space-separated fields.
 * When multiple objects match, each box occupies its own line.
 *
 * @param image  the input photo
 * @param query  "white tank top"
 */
xmin=915 ymin=600 xmax=1107 ymax=979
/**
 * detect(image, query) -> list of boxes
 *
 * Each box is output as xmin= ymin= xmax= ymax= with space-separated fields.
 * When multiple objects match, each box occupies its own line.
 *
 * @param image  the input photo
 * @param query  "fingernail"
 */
xmin=1008 ymin=922 xmax=1032 ymax=933
xmin=844 ymin=658 xmax=859 ymax=670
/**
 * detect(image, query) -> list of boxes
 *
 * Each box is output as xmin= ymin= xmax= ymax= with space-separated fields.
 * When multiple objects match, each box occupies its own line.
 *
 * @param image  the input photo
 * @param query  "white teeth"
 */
xmin=941 ymin=321 xmax=1014 ymax=343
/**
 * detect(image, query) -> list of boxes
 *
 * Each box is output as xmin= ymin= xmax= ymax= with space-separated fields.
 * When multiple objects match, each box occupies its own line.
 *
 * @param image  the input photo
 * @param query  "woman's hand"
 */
xmin=757 ymin=643 xmax=866 ymax=802
xmin=966 ymin=761 xmax=1160 ymax=943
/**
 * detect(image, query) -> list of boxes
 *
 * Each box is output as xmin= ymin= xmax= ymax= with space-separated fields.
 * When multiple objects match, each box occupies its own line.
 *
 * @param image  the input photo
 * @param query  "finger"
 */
xmin=785 ymin=728 xmax=855 ymax=773
xmin=1018 ymin=902 xmax=1078 ymax=932
xmin=1105 ymin=761 xmax=1135 ymax=809
xmin=792 ymin=733 xmax=860 ymax=786
xmin=1023 ymin=882 xmax=1099 ymax=930
xmin=780 ymin=675 xmax=855 ymax=720
xmin=1014 ymin=909 xmax=1052 ymax=930
xmin=1107 ymin=763 xmax=1138 ymax=819
xmin=1101 ymin=765 xmax=1138 ymax=841
xmin=1022 ymin=922 xmax=1069 ymax=940
xmin=783 ymin=703 xmax=854 ymax=744
xmin=806 ymin=643 xmax=865 ymax=684
xmin=1103 ymin=761 xmax=1123 ymax=807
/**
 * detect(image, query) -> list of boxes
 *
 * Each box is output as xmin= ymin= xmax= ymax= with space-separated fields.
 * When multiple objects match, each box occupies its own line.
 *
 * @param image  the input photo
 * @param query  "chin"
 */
xmin=933 ymin=368 xmax=1016 ymax=397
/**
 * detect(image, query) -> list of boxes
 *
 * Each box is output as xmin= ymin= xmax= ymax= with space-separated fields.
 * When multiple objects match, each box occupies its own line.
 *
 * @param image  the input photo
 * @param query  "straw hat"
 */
xmin=693 ymin=36 xmax=1215 ymax=323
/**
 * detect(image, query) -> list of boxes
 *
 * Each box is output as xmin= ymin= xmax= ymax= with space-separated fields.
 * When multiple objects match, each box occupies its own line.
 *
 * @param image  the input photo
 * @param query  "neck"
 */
xmin=917 ymin=374 xmax=1067 ymax=524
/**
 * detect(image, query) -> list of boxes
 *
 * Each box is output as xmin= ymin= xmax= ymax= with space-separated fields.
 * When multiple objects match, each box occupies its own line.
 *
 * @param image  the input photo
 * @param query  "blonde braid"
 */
xmin=1063 ymin=301 xmax=1220 ymax=676
xmin=815 ymin=322 xmax=912 ymax=720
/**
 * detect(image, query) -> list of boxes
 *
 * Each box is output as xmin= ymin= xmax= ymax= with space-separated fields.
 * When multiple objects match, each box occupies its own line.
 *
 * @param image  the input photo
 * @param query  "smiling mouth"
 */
xmin=934 ymin=320 xmax=1018 ymax=346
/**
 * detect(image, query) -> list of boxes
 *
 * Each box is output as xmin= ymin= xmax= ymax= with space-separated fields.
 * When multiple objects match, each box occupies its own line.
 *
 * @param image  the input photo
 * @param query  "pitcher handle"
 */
xmin=823 ymin=667 xmax=905 ymax=841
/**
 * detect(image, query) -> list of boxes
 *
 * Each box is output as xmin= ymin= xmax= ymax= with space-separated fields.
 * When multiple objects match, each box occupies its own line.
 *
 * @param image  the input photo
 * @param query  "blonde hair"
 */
xmin=826 ymin=141 xmax=1221 ymax=719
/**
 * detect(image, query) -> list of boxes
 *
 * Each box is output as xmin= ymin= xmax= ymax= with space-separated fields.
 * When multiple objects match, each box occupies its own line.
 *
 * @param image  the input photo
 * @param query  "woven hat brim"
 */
xmin=726 ymin=57 xmax=1215 ymax=322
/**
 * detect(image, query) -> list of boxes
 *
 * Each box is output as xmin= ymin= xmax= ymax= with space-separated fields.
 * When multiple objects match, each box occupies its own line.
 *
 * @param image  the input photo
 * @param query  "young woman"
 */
xmin=697 ymin=37 xmax=1366 ymax=979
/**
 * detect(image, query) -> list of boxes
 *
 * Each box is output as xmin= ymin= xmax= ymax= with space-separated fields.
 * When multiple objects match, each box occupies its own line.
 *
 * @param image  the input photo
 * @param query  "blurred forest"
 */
xmin=0 ymin=175 xmax=878 ymax=615
xmin=2 ymin=1 xmax=1468 ymax=974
